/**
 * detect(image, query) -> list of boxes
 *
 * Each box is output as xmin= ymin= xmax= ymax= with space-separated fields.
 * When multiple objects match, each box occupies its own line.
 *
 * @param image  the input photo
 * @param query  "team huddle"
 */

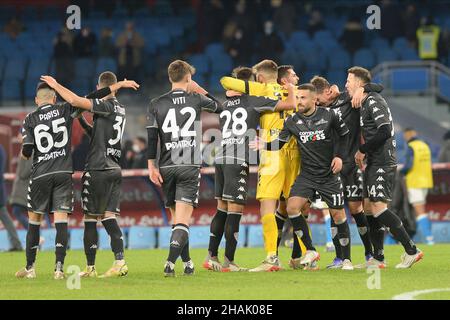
xmin=15 ymin=58 xmax=423 ymax=280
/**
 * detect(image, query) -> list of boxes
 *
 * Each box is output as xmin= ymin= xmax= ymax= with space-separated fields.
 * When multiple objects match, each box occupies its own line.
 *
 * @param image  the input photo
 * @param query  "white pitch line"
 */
xmin=392 ymin=288 xmax=450 ymax=300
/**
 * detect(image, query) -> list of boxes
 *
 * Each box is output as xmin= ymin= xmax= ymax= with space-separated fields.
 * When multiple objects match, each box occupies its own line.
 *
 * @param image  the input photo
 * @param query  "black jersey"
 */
xmin=216 ymin=94 xmax=278 ymax=164
xmin=22 ymin=103 xmax=76 ymax=179
xmin=84 ymin=97 xmax=126 ymax=171
xmin=278 ymin=107 xmax=349 ymax=181
xmin=360 ymin=92 xmax=397 ymax=167
xmin=147 ymin=90 xmax=219 ymax=168
xmin=329 ymin=91 xmax=361 ymax=166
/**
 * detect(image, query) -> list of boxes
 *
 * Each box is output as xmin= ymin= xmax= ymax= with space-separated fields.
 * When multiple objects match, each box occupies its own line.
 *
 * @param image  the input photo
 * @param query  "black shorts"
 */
xmin=160 ymin=166 xmax=201 ymax=208
xmin=214 ymin=162 xmax=249 ymax=205
xmin=341 ymin=164 xmax=364 ymax=202
xmin=27 ymin=172 xmax=73 ymax=214
xmin=82 ymin=169 xmax=122 ymax=216
xmin=363 ymin=165 xmax=396 ymax=203
xmin=289 ymin=174 xmax=345 ymax=209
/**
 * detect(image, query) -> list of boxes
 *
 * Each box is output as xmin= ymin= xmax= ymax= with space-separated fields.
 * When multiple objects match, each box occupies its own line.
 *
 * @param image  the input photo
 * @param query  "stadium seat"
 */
xmin=391 ymin=68 xmax=429 ymax=93
xmin=398 ymin=47 xmax=419 ymax=61
xmin=326 ymin=70 xmax=347 ymax=88
xmin=210 ymin=53 xmax=233 ymax=74
xmin=438 ymin=73 xmax=450 ymax=101
xmin=327 ymin=49 xmax=351 ymax=70
xmin=208 ymin=73 xmax=225 ymax=93
xmin=370 ymin=38 xmax=390 ymax=51
xmin=69 ymin=228 xmax=85 ymax=250
xmin=281 ymin=49 xmax=303 ymax=71
xmin=4 ymin=57 xmax=28 ymax=81
xmin=247 ymin=225 xmax=265 ymax=247
xmin=189 ymin=54 xmax=209 ymax=75
xmin=74 ymin=58 xmax=96 ymax=79
xmin=96 ymin=57 xmax=117 ymax=74
xmin=40 ymin=228 xmax=57 ymax=251
xmin=353 ymin=49 xmax=376 ymax=69
xmin=392 ymin=37 xmax=409 ymax=53
xmin=205 ymin=43 xmax=225 ymax=60
xmin=128 ymin=226 xmax=156 ymax=249
xmin=375 ymin=48 xmax=398 ymax=64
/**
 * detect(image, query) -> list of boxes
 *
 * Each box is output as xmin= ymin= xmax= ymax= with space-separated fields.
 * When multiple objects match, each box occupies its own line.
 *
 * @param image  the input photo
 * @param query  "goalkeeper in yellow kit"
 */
xmin=220 ymin=60 xmax=306 ymax=271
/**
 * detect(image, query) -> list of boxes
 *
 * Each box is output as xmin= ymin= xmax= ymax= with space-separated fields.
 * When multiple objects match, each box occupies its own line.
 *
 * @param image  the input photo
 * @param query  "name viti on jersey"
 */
xmin=299 ymin=130 xmax=326 ymax=143
xmin=166 ymin=139 xmax=196 ymax=151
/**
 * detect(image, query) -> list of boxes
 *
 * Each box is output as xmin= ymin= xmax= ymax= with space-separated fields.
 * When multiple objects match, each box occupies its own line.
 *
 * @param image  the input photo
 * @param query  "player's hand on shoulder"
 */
xmin=188 ymin=80 xmax=208 ymax=95
xmin=40 ymin=75 xmax=58 ymax=89
xmin=249 ymin=136 xmax=264 ymax=151
xmin=354 ymin=150 xmax=366 ymax=170
xmin=119 ymin=79 xmax=140 ymax=90
xmin=331 ymin=157 xmax=343 ymax=174
xmin=351 ymin=87 xmax=364 ymax=109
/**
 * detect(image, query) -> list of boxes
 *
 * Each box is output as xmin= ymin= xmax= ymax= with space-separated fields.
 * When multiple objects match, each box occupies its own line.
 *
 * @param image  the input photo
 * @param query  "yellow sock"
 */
xmin=261 ymin=213 xmax=278 ymax=257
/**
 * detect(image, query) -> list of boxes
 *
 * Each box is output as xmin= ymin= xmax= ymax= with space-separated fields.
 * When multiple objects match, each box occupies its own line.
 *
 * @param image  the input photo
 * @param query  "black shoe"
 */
xmin=164 ymin=262 xmax=175 ymax=277
xmin=183 ymin=260 xmax=195 ymax=276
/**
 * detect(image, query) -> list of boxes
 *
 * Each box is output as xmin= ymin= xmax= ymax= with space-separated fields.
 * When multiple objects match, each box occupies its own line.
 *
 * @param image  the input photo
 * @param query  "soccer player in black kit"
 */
xmin=15 ymin=79 xmax=126 ymax=279
xmin=205 ymin=67 xmax=297 ymax=272
xmin=346 ymin=67 xmax=423 ymax=269
xmin=39 ymin=73 xmax=139 ymax=277
xmin=311 ymin=75 xmax=384 ymax=268
xmin=251 ymin=83 xmax=355 ymax=270
xmin=147 ymin=60 xmax=222 ymax=277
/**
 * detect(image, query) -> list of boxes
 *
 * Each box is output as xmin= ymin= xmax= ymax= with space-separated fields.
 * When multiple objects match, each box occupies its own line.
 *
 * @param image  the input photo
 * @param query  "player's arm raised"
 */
xmin=220 ymin=76 xmax=265 ymax=96
xmin=274 ymin=83 xmax=297 ymax=111
xmin=40 ymin=75 xmax=139 ymax=110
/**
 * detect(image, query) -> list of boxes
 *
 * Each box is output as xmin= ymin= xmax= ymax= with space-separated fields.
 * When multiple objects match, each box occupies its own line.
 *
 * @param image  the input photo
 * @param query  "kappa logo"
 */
xmin=336 ymin=99 xmax=344 ymax=105
xmin=85 ymin=172 xmax=91 ymax=178
xmin=238 ymin=178 xmax=246 ymax=184
xmin=238 ymin=187 xmax=245 ymax=192
xmin=27 ymin=195 xmax=31 ymax=200
xmin=315 ymin=118 xmax=328 ymax=126
xmin=83 ymin=189 xmax=89 ymax=194
xmin=241 ymin=162 xmax=248 ymax=168
xmin=240 ymin=170 xmax=247 ymax=176
xmin=358 ymin=176 xmax=363 ymax=182
xmin=90 ymin=244 xmax=97 ymax=249
xmin=237 ymin=194 xmax=244 ymax=200
xmin=369 ymin=99 xmax=376 ymax=106
xmin=377 ymin=185 xmax=384 ymax=190
xmin=170 ymin=240 xmax=181 ymax=247
xmin=377 ymin=192 xmax=384 ymax=197
xmin=373 ymin=107 xmax=380 ymax=113
xmin=83 ymin=197 xmax=89 ymax=202
xmin=83 ymin=180 xmax=90 ymax=186
xmin=55 ymin=243 xmax=64 ymax=248
xmin=377 ymin=168 xmax=386 ymax=173
xmin=297 ymin=120 xmax=303 ymax=125
xmin=376 ymin=176 xmax=385 ymax=182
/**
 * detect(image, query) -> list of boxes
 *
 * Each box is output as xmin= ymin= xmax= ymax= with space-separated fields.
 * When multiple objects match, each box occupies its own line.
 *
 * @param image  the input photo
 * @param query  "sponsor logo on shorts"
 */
xmin=376 ymin=176 xmax=385 ymax=182
xmin=239 ymin=178 xmax=246 ymax=184
xmin=237 ymin=195 xmax=244 ymax=200
xmin=238 ymin=187 xmax=245 ymax=192
xmin=377 ymin=168 xmax=386 ymax=173
xmin=377 ymin=185 xmax=384 ymax=190
xmin=240 ymin=170 xmax=247 ymax=176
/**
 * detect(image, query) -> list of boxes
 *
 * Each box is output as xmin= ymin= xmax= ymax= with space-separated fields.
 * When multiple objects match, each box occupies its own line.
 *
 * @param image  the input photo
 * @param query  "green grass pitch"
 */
xmin=1 ymin=244 xmax=449 ymax=300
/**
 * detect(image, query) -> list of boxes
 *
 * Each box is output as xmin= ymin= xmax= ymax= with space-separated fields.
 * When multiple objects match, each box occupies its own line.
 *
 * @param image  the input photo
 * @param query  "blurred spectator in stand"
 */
xmin=226 ymin=27 xmax=251 ymax=66
xmin=73 ymin=27 xmax=97 ymax=57
xmin=417 ymin=16 xmax=442 ymax=61
xmin=73 ymin=134 xmax=90 ymax=171
xmin=339 ymin=16 xmax=364 ymax=54
xmin=202 ymin=0 xmax=226 ymax=45
xmin=93 ymin=0 xmax=116 ymax=18
xmin=438 ymin=130 xmax=450 ymax=162
xmin=307 ymin=10 xmax=325 ymax=37
xmin=272 ymin=0 xmax=297 ymax=36
xmin=403 ymin=4 xmax=420 ymax=45
xmin=131 ymin=137 xmax=148 ymax=169
xmin=98 ymin=27 xmax=115 ymax=58
xmin=229 ymin=0 xmax=257 ymax=38
xmin=53 ymin=28 xmax=74 ymax=88
xmin=257 ymin=21 xmax=284 ymax=63
xmin=121 ymin=140 xmax=134 ymax=169
xmin=3 ymin=16 xmax=24 ymax=40
xmin=116 ymin=22 xmax=145 ymax=81
xmin=123 ymin=0 xmax=146 ymax=16
xmin=380 ymin=0 xmax=403 ymax=43
xmin=0 ymin=144 xmax=22 ymax=251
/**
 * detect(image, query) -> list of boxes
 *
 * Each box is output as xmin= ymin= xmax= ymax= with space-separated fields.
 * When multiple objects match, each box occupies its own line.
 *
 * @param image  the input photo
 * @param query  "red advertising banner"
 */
xmin=2 ymin=164 xmax=450 ymax=229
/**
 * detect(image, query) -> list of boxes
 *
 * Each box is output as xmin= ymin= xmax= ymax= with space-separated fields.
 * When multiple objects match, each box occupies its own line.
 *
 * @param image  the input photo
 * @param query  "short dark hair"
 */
xmin=297 ymin=83 xmax=317 ymax=93
xmin=135 ymin=136 xmax=146 ymax=144
xmin=348 ymin=66 xmax=371 ymax=84
xmin=277 ymin=65 xmax=294 ymax=84
xmin=310 ymin=76 xmax=331 ymax=94
xmin=168 ymin=60 xmax=196 ymax=83
xmin=232 ymin=66 xmax=254 ymax=81
xmin=98 ymin=71 xmax=117 ymax=87
xmin=36 ymin=82 xmax=54 ymax=93
xmin=253 ymin=59 xmax=278 ymax=78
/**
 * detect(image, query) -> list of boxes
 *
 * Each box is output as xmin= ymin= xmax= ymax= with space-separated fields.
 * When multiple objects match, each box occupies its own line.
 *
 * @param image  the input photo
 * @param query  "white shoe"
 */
xmin=304 ymin=260 xmax=319 ymax=271
xmin=207 ymin=258 xmax=223 ymax=272
xmin=249 ymin=256 xmax=282 ymax=272
xmin=395 ymin=250 xmax=424 ymax=269
xmin=288 ymin=258 xmax=304 ymax=270
xmin=342 ymin=259 xmax=354 ymax=270
xmin=300 ymin=250 xmax=320 ymax=267
xmin=15 ymin=267 xmax=36 ymax=279
xmin=222 ymin=259 xmax=248 ymax=272
xmin=54 ymin=270 xmax=65 ymax=280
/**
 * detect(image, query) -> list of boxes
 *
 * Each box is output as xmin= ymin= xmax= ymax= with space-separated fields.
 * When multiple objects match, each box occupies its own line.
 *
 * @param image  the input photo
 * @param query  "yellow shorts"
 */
xmin=256 ymin=148 xmax=300 ymax=200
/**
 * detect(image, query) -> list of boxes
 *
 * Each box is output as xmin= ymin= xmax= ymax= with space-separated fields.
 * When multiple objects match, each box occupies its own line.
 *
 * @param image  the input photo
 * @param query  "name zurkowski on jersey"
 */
xmin=360 ymin=92 xmax=397 ymax=167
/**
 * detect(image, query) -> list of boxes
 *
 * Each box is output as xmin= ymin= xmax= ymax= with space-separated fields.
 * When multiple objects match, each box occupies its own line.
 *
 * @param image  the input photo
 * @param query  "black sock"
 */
xmin=102 ymin=218 xmax=124 ymax=260
xmin=208 ymin=209 xmax=227 ymax=257
xmin=353 ymin=212 xmax=373 ymax=256
xmin=367 ymin=215 xmax=386 ymax=261
xmin=376 ymin=209 xmax=417 ymax=255
xmin=275 ymin=212 xmax=286 ymax=254
xmin=172 ymin=224 xmax=191 ymax=263
xmin=84 ymin=220 xmax=98 ymax=266
xmin=26 ymin=222 xmax=40 ymax=269
xmin=289 ymin=214 xmax=315 ymax=251
xmin=168 ymin=224 xmax=189 ymax=263
xmin=224 ymin=212 xmax=242 ymax=262
xmin=291 ymin=229 xmax=302 ymax=259
xmin=331 ymin=217 xmax=343 ymax=259
xmin=336 ymin=220 xmax=351 ymax=261
xmin=55 ymin=222 xmax=68 ymax=271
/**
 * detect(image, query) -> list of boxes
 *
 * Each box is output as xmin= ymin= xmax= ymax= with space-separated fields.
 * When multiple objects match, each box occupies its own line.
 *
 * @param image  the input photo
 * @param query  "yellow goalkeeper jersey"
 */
xmin=220 ymin=76 xmax=297 ymax=150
